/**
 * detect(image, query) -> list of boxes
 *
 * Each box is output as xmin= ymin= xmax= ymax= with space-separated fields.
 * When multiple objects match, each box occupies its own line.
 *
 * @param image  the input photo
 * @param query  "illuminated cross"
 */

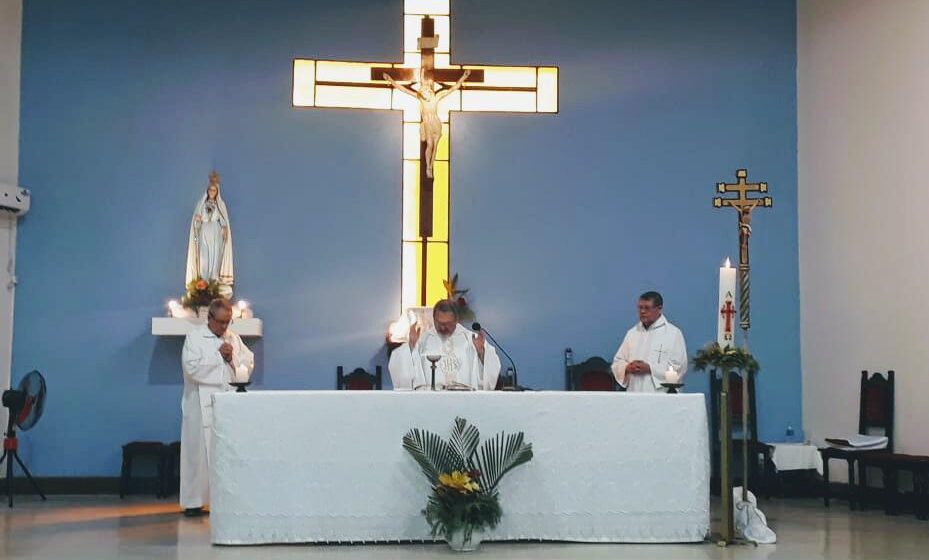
xmin=713 ymin=169 xmax=773 ymax=332
xmin=292 ymin=0 xmax=558 ymax=311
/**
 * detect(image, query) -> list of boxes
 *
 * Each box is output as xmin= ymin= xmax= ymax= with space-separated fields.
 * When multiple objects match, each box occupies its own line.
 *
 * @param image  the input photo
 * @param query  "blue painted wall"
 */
xmin=15 ymin=0 xmax=798 ymax=475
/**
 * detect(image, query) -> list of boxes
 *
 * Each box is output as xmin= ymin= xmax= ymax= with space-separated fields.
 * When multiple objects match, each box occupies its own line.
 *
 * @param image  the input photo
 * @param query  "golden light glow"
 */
xmin=431 ymin=161 xmax=449 ymax=242
xmin=426 ymin=242 xmax=449 ymax=305
xmin=462 ymin=90 xmax=538 ymax=112
xmin=404 ymin=15 xmax=450 ymax=53
xmin=402 ymin=160 xmax=420 ymax=240
xmin=465 ymin=65 xmax=537 ymax=88
xmin=405 ymin=0 xmax=450 ymax=16
xmin=537 ymin=67 xmax=559 ymax=113
xmin=436 ymin=123 xmax=450 ymax=160
xmin=401 ymin=242 xmax=450 ymax=311
xmin=315 ymin=85 xmax=392 ymax=110
xmin=400 ymin=159 xmax=450 ymax=243
xmin=292 ymin=60 xmax=316 ymax=106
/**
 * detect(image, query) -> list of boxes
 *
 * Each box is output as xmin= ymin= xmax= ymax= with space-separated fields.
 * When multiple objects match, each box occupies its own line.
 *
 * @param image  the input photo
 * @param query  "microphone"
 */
xmin=471 ymin=322 xmax=524 ymax=391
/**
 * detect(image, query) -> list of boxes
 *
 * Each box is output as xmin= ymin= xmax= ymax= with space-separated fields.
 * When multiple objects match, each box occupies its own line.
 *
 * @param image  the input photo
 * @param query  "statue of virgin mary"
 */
xmin=185 ymin=171 xmax=234 ymax=297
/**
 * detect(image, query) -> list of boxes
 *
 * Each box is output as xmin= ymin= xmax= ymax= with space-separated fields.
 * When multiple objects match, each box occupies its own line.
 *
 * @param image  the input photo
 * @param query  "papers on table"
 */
xmin=824 ymin=434 xmax=888 ymax=451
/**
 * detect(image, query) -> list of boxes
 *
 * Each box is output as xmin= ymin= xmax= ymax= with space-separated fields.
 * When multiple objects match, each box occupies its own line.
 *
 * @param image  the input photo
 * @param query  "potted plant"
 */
xmin=402 ymin=417 xmax=533 ymax=551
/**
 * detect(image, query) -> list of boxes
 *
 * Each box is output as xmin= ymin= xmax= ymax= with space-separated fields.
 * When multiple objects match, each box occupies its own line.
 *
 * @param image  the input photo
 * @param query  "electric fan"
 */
xmin=1 ymin=370 xmax=47 ymax=507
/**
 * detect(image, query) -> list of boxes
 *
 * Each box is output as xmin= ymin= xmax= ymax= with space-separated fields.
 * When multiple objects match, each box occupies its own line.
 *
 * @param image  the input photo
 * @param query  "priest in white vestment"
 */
xmin=389 ymin=299 xmax=501 ymax=390
xmin=180 ymin=299 xmax=254 ymax=516
xmin=611 ymin=291 xmax=688 ymax=393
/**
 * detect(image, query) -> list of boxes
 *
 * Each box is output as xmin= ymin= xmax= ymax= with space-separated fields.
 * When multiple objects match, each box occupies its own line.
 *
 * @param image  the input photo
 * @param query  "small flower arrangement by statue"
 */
xmin=403 ymin=417 xmax=533 ymax=552
xmin=181 ymin=277 xmax=224 ymax=310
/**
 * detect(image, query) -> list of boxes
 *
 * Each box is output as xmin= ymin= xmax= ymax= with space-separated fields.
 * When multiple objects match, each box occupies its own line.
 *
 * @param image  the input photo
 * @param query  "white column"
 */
xmin=0 ymin=0 xmax=23 ymax=442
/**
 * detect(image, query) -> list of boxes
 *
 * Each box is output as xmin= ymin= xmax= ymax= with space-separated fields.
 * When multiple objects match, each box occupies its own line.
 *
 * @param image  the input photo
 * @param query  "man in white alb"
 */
xmin=180 ymin=298 xmax=254 ymax=517
xmin=611 ymin=291 xmax=687 ymax=393
xmin=388 ymin=299 xmax=501 ymax=390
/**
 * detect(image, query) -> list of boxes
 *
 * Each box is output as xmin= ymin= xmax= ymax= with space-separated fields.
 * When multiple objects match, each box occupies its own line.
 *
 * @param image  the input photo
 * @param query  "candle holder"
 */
xmin=425 ymin=354 xmax=442 ymax=391
xmin=660 ymin=382 xmax=684 ymax=394
xmin=229 ymin=381 xmax=251 ymax=393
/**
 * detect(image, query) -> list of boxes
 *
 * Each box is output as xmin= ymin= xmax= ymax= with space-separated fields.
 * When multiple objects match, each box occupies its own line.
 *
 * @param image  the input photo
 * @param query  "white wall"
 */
xmin=0 ymin=0 xmax=22 ymax=432
xmin=799 ymin=0 xmax=929 ymax=472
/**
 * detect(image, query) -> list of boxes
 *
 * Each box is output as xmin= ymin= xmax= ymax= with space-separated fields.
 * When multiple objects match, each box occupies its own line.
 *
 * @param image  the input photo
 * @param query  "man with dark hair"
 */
xmin=611 ymin=291 xmax=687 ymax=393
xmin=388 ymin=299 xmax=501 ymax=390
xmin=180 ymin=298 xmax=254 ymax=517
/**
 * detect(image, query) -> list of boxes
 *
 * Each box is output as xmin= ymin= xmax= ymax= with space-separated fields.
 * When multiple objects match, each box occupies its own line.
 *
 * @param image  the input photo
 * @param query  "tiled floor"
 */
xmin=1 ymin=495 xmax=927 ymax=559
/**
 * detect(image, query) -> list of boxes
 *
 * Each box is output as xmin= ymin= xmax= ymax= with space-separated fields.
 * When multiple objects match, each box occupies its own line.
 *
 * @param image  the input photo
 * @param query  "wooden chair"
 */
xmin=337 ymin=366 xmax=383 ymax=390
xmin=710 ymin=369 xmax=770 ymax=496
xmin=566 ymin=356 xmax=618 ymax=391
xmin=821 ymin=370 xmax=894 ymax=509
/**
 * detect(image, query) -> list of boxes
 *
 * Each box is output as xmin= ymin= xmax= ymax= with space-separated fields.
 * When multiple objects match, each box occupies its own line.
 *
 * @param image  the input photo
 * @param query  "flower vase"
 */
xmin=197 ymin=307 xmax=208 ymax=319
xmin=446 ymin=527 xmax=482 ymax=552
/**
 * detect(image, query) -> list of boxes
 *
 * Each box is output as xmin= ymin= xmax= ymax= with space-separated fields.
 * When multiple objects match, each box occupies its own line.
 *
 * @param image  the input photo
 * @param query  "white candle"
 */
xmin=234 ymin=364 xmax=250 ymax=383
xmin=664 ymin=365 xmax=680 ymax=384
xmin=718 ymin=258 xmax=737 ymax=348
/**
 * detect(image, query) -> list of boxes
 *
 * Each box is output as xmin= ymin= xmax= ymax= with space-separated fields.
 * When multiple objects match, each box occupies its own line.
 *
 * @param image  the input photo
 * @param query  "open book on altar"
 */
xmin=824 ymin=434 xmax=888 ymax=450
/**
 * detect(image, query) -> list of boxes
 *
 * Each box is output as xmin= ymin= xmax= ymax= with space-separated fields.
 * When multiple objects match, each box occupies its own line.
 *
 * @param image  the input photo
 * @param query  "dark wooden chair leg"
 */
xmin=883 ymin=466 xmax=898 ymax=516
xmin=918 ymin=469 xmax=929 ymax=521
xmin=823 ymin=456 xmax=831 ymax=507
xmin=847 ymin=459 xmax=856 ymax=510
xmin=120 ymin=453 xmax=131 ymax=499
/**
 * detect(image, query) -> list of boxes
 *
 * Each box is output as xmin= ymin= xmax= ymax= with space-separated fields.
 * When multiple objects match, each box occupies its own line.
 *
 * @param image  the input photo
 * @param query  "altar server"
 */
xmin=389 ymin=299 xmax=501 ymax=390
xmin=180 ymin=298 xmax=253 ymax=516
xmin=611 ymin=291 xmax=688 ymax=393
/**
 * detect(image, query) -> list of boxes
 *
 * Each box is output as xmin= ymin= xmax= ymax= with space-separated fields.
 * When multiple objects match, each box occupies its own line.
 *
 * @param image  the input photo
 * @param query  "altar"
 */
xmin=209 ymin=391 xmax=710 ymax=545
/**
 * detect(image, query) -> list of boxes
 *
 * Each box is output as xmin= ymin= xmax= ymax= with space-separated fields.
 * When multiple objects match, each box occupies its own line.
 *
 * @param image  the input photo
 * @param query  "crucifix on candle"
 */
xmin=292 ymin=0 xmax=558 ymax=311
xmin=713 ymin=169 xmax=773 ymax=337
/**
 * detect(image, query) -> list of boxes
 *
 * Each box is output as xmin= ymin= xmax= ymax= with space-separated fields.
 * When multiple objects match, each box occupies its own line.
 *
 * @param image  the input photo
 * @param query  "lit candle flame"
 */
xmin=724 ymin=257 xmax=731 ymax=268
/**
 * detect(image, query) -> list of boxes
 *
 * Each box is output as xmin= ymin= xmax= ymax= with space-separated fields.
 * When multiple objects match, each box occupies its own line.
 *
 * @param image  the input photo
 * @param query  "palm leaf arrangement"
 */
xmin=693 ymin=342 xmax=760 ymax=376
xmin=402 ymin=417 xmax=533 ymax=548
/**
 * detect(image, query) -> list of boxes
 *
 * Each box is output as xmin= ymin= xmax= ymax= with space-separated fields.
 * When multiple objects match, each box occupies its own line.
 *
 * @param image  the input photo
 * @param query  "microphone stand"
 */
xmin=473 ymin=323 xmax=523 ymax=391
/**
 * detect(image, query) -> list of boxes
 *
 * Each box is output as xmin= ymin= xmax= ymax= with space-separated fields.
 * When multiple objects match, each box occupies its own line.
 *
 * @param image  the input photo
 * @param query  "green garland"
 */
xmin=692 ymin=342 xmax=760 ymax=375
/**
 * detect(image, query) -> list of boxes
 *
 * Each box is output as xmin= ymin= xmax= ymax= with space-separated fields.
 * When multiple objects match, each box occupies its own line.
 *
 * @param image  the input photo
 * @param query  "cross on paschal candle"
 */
xmin=292 ymin=0 xmax=558 ymax=311
xmin=720 ymin=296 xmax=736 ymax=342
xmin=713 ymin=169 xmax=772 ymax=333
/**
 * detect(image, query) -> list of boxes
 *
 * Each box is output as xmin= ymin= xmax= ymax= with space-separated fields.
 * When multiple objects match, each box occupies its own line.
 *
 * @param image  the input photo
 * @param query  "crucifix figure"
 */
xmin=292 ymin=0 xmax=559 ymax=311
xmin=713 ymin=169 xmax=773 ymax=333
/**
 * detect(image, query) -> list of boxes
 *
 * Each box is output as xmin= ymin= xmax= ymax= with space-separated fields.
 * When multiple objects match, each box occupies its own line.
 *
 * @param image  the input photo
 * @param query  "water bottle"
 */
xmin=564 ymin=347 xmax=574 ymax=368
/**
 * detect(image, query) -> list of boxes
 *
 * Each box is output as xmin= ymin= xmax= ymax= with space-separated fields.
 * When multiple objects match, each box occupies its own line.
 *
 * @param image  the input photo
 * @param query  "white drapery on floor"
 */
xmin=209 ymin=391 xmax=710 ymax=545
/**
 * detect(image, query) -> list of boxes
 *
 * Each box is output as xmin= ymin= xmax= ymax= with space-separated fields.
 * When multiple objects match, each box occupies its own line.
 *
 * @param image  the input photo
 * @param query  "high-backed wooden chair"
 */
xmin=566 ymin=356 xmax=618 ymax=391
xmin=336 ymin=366 xmax=383 ymax=390
xmin=821 ymin=370 xmax=894 ymax=509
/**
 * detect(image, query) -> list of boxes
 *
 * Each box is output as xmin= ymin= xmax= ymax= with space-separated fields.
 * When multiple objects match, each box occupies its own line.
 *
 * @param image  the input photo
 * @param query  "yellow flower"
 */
xmin=438 ymin=471 xmax=480 ymax=494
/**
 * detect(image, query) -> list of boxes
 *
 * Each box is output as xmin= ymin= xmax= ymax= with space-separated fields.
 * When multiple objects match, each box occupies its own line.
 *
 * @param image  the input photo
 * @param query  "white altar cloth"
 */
xmin=210 ymin=391 xmax=710 ymax=545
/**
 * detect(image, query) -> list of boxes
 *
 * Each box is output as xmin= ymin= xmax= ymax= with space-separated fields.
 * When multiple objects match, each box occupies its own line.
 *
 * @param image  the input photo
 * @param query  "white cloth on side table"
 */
xmin=767 ymin=443 xmax=824 ymax=475
xmin=209 ymin=391 xmax=710 ymax=544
